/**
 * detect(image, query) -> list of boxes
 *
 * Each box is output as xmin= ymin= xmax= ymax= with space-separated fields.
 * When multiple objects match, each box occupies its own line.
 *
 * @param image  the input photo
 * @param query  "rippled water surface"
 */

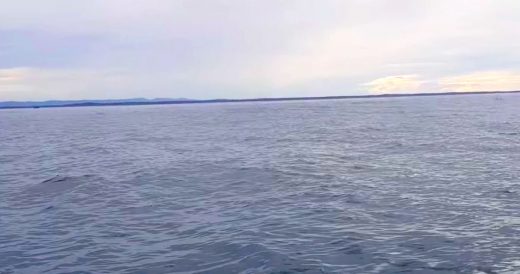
xmin=1 ymin=94 xmax=520 ymax=274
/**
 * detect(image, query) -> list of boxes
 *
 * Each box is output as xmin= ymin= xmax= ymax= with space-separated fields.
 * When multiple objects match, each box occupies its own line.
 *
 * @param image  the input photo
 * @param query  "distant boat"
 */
xmin=32 ymin=106 xmax=40 ymax=109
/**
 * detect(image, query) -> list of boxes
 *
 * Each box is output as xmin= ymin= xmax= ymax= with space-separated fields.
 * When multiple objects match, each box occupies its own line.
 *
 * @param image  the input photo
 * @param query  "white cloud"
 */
xmin=439 ymin=71 xmax=520 ymax=92
xmin=362 ymin=75 xmax=429 ymax=94
xmin=0 ymin=67 xmax=132 ymax=100
xmin=0 ymin=67 xmax=272 ymax=100
xmin=363 ymin=70 xmax=520 ymax=94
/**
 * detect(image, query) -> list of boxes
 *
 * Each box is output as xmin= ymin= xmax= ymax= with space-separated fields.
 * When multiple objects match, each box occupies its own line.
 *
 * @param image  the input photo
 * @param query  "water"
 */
xmin=1 ymin=94 xmax=520 ymax=274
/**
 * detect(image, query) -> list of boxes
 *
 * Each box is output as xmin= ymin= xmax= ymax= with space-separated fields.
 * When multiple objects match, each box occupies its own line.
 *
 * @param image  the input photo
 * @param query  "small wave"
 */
xmin=14 ymin=174 xmax=106 ymax=208
xmin=27 ymin=174 xmax=97 ymax=194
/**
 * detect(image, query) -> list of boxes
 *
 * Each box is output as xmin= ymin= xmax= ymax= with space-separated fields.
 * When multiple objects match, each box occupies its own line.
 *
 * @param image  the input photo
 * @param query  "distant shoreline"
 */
xmin=1 ymin=90 xmax=518 ymax=109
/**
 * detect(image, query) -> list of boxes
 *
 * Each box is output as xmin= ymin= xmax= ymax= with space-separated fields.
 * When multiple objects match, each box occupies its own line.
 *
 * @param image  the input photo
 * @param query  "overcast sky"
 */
xmin=1 ymin=0 xmax=520 ymax=101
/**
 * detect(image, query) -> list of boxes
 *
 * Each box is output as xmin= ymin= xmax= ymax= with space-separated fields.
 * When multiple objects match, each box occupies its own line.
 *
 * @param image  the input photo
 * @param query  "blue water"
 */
xmin=1 ymin=94 xmax=520 ymax=274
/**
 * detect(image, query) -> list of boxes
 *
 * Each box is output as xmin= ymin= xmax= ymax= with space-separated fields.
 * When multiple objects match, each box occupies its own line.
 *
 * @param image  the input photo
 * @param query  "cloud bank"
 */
xmin=1 ymin=0 xmax=520 ymax=100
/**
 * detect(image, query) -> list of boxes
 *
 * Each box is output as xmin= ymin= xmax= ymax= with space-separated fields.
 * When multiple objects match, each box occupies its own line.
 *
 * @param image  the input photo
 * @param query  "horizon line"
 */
xmin=1 ymin=90 xmax=519 ymax=109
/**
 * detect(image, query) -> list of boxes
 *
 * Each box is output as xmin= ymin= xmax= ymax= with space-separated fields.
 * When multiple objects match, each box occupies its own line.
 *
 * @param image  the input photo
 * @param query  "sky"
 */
xmin=1 ymin=0 xmax=520 ymax=101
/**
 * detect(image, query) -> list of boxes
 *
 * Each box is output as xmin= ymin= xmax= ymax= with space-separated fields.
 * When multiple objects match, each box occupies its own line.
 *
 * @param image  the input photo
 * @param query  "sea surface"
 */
xmin=1 ymin=94 xmax=520 ymax=274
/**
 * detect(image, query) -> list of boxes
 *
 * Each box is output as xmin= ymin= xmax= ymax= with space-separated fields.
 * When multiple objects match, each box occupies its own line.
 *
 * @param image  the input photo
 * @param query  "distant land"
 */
xmin=0 ymin=98 xmax=191 ymax=109
xmin=0 ymin=91 xmax=518 ymax=109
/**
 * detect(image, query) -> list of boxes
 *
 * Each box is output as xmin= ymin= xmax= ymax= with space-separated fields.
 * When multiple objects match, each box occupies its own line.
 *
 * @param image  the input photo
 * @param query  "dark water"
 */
xmin=1 ymin=94 xmax=520 ymax=274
